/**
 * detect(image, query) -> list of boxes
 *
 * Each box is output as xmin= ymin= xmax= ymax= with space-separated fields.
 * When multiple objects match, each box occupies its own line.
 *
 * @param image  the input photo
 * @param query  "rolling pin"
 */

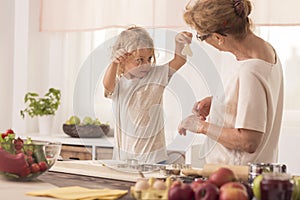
xmin=182 ymin=163 xmax=249 ymax=182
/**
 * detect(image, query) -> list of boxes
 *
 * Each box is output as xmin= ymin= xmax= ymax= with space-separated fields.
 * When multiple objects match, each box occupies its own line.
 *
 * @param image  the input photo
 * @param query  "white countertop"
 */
xmin=0 ymin=176 xmax=56 ymax=200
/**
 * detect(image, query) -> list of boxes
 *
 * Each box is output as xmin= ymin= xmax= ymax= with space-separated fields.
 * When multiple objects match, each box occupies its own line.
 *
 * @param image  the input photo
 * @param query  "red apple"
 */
xmin=168 ymin=181 xmax=194 ymax=200
xmin=240 ymin=181 xmax=254 ymax=200
xmin=220 ymin=182 xmax=247 ymax=193
xmin=194 ymin=182 xmax=219 ymax=200
xmin=208 ymin=167 xmax=237 ymax=187
xmin=219 ymin=182 xmax=248 ymax=200
xmin=190 ymin=178 xmax=206 ymax=191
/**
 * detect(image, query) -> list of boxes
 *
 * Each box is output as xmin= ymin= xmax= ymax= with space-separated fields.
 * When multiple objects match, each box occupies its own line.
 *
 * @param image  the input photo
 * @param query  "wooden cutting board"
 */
xmin=182 ymin=163 xmax=249 ymax=182
xmin=50 ymin=160 xmax=164 ymax=182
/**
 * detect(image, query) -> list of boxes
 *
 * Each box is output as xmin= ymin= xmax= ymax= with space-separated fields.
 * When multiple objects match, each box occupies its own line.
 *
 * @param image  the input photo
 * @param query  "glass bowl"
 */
xmin=0 ymin=139 xmax=61 ymax=181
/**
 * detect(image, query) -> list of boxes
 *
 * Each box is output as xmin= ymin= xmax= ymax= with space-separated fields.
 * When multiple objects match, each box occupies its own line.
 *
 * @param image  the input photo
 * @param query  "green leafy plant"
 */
xmin=20 ymin=88 xmax=61 ymax=118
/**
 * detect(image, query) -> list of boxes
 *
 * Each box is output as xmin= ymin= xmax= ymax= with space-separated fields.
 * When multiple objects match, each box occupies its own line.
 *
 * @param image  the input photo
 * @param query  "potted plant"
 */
xmin=20 ymin=88 xmax=61 ymax=134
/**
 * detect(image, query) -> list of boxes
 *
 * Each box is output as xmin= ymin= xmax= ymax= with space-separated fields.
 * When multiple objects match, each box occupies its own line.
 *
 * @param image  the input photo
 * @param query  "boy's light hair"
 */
xmin=112 ymin=26 xmax=156 ymax=76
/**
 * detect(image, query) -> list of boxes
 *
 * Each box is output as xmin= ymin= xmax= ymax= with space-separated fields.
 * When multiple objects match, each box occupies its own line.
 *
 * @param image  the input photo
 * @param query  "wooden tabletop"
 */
xmin=38 ymin=171 xmax=135 ymax=200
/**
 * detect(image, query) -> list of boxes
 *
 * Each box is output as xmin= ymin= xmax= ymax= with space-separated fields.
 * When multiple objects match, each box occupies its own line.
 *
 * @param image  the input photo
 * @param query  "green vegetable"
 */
xmin=33 ymin=144 xmax=47 ymax=163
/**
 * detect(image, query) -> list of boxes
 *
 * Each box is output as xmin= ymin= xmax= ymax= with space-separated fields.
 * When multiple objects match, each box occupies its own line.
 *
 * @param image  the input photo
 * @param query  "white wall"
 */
xmin=0 ymin=0 xmax=14 ymax=130
xmin=278 ymin=125 xmax=300 ymax=175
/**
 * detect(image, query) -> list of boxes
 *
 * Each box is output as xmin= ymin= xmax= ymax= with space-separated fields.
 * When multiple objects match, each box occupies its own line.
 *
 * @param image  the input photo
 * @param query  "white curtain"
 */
xmin=251 ymin=0 xmax=300 ymax=25
xmin=1 ymin=0 xmax=101 ymax=133
xmin=40 ymin=0 xmax=189 ymax=31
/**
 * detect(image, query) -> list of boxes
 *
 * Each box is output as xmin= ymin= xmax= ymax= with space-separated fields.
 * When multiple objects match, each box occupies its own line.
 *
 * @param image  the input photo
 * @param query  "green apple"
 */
xmin=82 ymin=116 xmax=93 ymax=125
xmin=293 ymin=177 xmax=300 ymax=200
xmin=93 ymin=118 xmax=101 ymax=126
xmin=253 ymin=174 xmax=263 ymax=200
xmin=69 ymin=116 xmax=80 ymax=125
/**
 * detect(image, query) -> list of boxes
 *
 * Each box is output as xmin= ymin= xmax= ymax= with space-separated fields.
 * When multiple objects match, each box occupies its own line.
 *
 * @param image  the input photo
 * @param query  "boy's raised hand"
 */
xmin=112 ymin=49 xmax=130 ymax=64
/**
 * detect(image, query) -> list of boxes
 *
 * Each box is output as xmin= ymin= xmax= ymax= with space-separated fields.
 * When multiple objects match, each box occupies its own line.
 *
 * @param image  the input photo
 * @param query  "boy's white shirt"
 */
xmin=111 ymin=63 xmax=173 ymax=163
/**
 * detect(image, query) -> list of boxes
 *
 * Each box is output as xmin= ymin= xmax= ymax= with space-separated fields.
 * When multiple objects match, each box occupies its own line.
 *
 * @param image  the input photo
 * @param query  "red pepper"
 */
xmin=0 ymin=148 xmax=30 ymax=177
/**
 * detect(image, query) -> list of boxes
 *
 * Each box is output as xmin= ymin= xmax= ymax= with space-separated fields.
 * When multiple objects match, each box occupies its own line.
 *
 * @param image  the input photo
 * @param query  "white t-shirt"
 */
xmin=111 ymin=63 xmax=172 ymax=163
xmin=203 ymin=55 xmax=284 ymax=165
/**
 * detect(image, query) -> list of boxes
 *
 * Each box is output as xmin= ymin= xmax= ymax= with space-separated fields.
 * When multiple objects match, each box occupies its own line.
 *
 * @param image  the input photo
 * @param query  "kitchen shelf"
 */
xmin=17 ymin=133 xmax=114 ymax=160
xmin=17 ymin=133 xmax=188 ymax=164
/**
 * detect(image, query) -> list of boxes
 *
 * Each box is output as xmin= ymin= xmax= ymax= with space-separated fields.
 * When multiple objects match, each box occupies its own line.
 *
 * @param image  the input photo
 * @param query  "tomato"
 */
xmin=25 ymin=149 xmax=33 ymax=156
xmin=1 ymin=133 xmax=8 ymax=139
xmin=6 ymin=129 xmax=14 ymax=134
xmin=30 ymin=163 xmax=40 ymax=173
xmin=26 ymin=155 xmax=34 ymax=165
xmin=19 ymin=167 xmax=31 ymax=177
xmin=38 ymin=161 xmax=48 ymax=172
xmin=14 ymin=137 xmax=24 ymax=150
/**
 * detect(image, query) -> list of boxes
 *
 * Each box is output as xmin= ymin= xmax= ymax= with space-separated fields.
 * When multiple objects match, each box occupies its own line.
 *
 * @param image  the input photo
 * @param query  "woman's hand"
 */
xmin=178 ymin=115 xmax=206 ymax=136
xmin=175 ymin=31 xmax=193 ymax=55
xmin=192 ymin=96 xmax=212 ymax=120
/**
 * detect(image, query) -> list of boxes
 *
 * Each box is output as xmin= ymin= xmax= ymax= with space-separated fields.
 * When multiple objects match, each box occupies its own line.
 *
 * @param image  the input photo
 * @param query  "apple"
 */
xmin=208 ymin=167 xmax=237 ymax=187
xmin=69 ymin=116 xmax=80 ymax=125
xmin=292 ymin=177 xmax=300 ymax=200
xmin=93 ymin=118 xmax=101 ymax=126
xmin=220 ymin=182 xmax=247 ymax=193
xmin=194 ymin=182 xmax=219 ymax=200
xmin=190 ymin=178 xmax=206 ymax=191
xmin=219 ymin=186 xmax=248 ymax=200
xmin=168 ymin=181 xmax=194 ymax=200
xmin=252 ymin=174 xmax=263 ymax=200
xmin=82 ymin=116 xmax=93 ymax=125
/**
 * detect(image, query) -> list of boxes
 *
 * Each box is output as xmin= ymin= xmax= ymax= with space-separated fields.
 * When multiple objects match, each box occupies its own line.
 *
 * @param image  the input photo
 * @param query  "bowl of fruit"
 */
xmin=0 ymin=129 xmax=61 ymax=181
xmin=62 ymin=116 xmax=111 ymax=138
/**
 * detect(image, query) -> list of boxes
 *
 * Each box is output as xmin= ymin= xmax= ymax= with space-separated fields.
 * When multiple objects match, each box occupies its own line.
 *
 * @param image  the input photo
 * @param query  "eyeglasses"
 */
xmin=196 ymin=33 xmax=211 ymax=41
xmin=196 ymin=32 xmax=227 ymax=41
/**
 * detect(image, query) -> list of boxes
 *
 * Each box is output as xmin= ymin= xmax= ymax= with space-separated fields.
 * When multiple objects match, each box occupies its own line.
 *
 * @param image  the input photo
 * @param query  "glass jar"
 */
xmin=248 ymin=163 xmax=287 ymax=187
xmin=260 ymin=173 xmax=293 ymax=200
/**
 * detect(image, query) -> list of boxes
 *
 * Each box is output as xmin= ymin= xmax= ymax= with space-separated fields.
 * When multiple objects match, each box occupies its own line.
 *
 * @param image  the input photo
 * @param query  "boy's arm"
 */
xmin=103 ymin=63 xmax=118 ymax=98
xmin=103 ymin=49 xmax=128 ymax=97
xmin=169 ymin=31 xmax=193 ymax=71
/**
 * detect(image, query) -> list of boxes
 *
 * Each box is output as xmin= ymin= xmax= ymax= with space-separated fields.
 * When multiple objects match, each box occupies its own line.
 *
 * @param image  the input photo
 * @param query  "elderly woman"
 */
xmin=178 ymin=0 xmax=284 ymax=165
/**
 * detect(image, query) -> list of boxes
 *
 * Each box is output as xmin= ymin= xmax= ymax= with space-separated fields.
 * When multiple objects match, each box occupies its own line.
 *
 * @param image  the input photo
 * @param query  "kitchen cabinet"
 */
xmin=17 ymin=133 xmax=114 ymax=160
xmin=60 ymin=145 xmax=93 ymax=160
xmin=96 ymin=147 xmax=113 ymax=160
xmin=60 ymin=145 xmax=114 ymax=160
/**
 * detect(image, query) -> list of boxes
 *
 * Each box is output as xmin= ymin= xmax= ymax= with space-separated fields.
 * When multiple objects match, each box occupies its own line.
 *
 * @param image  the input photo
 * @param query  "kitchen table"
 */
xmin=39 ymin=171 xmax=135 ymax=199
xmin=0 ymin=171 xmax=134 ymax=200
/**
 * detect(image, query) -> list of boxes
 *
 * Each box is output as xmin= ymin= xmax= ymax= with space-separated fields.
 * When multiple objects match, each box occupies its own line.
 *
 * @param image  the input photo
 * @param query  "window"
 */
xmin=256 ymin=26 xmax=300 ymax=126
